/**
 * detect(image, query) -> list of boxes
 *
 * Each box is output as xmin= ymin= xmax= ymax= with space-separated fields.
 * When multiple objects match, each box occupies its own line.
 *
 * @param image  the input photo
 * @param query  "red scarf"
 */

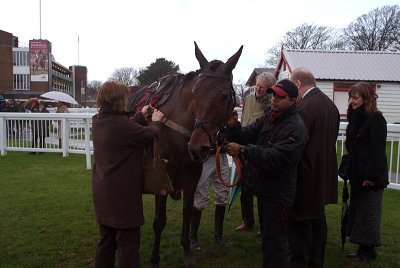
xmin=268 ymin=111 xmax=282 ymax=123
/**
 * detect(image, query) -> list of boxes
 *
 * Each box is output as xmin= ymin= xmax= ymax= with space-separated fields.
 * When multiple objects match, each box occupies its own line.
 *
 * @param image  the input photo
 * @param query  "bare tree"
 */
xmin=109 ymin=67 xmax=139 ymax=86
xmin=264 ymin=44 xmax=281 ymax=68
xmin=87 ymin=80 xmax=102 ymax=92
xmin=233 ymin=81 xmax=248 ymax=106
xmin=264 ymin=23 xmax=346 ymax=67
xmin=86 ymin=80 xmax=102 ymax=100
xmin=283 ymin=23 xmax=333 ymax=49
xmin=343 ymin=5 xmax=400 ymax=51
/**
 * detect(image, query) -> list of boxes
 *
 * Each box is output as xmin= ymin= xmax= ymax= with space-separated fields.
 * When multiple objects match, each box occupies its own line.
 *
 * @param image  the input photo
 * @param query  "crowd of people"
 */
xmin=53 ymin=71 xmax=387 ymax=267
xmin=1 ymin=97 xmax=70 ymax=153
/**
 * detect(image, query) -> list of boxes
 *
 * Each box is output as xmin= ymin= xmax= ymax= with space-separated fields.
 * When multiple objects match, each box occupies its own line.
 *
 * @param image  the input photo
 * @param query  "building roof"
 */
xmin=279 ymin=49 xmax=400 ymax=82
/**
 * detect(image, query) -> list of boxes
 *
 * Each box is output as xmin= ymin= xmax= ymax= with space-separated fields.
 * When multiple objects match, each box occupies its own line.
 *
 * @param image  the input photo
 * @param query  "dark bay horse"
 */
xmin=128 ymin=42 xmax=243 ymax=267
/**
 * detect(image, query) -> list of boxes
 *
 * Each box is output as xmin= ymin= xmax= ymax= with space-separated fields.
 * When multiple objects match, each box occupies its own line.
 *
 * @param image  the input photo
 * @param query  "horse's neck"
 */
xmin=164 ymin=77 xmax=197 ymax=129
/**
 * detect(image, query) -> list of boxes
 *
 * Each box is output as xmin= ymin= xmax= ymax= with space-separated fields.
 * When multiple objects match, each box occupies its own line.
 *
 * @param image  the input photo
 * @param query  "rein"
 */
xmin=215 ymin=145 xmax=242 ymax=188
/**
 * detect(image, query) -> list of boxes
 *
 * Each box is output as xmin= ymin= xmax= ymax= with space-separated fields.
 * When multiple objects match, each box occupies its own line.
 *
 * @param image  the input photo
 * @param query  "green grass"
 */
xmin=1 ymin=152 xmax=399 ymax=267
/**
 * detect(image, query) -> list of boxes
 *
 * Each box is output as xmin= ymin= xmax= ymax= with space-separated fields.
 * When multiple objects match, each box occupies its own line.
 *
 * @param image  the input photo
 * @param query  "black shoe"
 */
xmin=28 ymin=152 xmax=36 ymax=155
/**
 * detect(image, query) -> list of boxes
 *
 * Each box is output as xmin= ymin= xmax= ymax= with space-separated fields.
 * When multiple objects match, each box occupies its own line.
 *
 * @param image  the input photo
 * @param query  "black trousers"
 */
xmin=94 ymin=224 xmax=140 ymax=268
xmin=240 ymin=188 xmax=255 ymax=227
xmin=257 ymin=199 xmax=289 ymax=268
xmin=287 ymin=215 xmax=327 ymax=268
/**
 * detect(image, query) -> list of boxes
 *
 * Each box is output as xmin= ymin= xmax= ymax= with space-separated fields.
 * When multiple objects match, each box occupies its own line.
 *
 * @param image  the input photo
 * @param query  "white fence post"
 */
xmin=84 ymin=118 xmax=92 ymax=170
xmin=62 ymin=118 xmax=69 ymax=157
xmin=0 ymin=116 xmax=6 ymax=156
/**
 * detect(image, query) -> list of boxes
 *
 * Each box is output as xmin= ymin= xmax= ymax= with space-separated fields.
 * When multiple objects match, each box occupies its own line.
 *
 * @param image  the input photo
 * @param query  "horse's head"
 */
xmin=187 ymin=42 xmax=243 ymax=162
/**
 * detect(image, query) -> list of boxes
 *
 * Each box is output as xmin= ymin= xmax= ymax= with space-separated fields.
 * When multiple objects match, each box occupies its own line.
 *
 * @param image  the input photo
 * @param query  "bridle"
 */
xmin=193 ymin=72 xmax=237 ymax=145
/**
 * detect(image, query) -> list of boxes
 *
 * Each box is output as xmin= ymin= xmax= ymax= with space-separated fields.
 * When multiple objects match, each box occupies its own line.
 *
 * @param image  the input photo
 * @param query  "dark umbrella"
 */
xmin=341 ymin=180 xmax=350 ymax=250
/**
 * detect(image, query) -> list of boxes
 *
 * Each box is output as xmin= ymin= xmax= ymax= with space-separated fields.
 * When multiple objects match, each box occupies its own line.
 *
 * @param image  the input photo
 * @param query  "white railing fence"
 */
xmin=1 ymin=112 xmax=399 ymax=189
xmin=0 ymin=112 xmax=93 ymax=169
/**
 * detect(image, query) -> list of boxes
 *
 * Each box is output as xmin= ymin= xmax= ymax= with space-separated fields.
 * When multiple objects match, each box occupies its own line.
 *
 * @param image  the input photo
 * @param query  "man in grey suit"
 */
xmin=288 ymin=68 xmax=340 ymax=268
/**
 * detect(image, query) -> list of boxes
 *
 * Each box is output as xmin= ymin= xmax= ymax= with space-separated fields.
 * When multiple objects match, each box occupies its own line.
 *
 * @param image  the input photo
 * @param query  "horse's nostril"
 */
xmin=199 ymin=146 xmax=210 ymax=156
xmin=187 ymin=144 xmax=210 ymax=162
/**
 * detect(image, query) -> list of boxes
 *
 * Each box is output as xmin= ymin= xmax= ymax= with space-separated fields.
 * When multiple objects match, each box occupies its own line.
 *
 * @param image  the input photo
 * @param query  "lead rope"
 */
xmin=215 ymin=145 xmax=242 ymax=187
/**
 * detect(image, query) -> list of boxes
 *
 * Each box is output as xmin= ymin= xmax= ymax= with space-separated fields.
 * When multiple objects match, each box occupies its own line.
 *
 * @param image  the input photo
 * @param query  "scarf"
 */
xmin=345 ymin=104 xmax=367 ymax=151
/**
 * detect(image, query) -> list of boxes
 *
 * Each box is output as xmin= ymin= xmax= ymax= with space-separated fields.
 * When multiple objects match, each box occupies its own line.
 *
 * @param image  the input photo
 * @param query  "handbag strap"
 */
xmin=153 ymin=140 xmax=160 ymax=160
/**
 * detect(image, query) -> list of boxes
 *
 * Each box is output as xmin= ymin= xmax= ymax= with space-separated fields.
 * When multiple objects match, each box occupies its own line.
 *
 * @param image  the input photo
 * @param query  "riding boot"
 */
xmin=190 ymin=207 xmax=203 ymax=251
xmin=215 ymin=205 xmax=229 ymax=247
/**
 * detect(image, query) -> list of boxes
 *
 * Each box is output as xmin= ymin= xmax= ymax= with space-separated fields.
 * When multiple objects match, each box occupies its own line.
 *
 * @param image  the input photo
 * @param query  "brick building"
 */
xmin=0 ymin=29 xmax=87 ymax=106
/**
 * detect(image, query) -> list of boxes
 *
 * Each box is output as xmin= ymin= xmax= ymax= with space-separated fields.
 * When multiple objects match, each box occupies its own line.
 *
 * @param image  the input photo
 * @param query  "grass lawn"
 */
xmin=1 ymin=152 xmax=399 ymax=267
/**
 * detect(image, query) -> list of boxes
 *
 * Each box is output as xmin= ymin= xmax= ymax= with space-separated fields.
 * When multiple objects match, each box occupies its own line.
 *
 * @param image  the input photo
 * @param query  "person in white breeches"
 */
xmin=190 ymin=152 xmax=230 ymax=250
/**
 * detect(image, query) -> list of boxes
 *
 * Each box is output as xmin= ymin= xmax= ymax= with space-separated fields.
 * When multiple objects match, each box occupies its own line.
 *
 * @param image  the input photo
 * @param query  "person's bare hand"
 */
xmin=141 ymin=105 xmax=154 ymax=118
xmin=227 ymin=111 xmax=238 ymax=127
xmin=362 ymin=180 xmax=375 ymax=187
xmin=152 ymin=109 xmax=164 ymax=122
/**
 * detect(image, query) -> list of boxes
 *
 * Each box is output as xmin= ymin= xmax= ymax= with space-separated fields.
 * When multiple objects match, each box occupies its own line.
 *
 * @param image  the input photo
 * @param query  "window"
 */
xmin=13 ymin=74 xmax=30 ymax=90
xmin=12 ymin=51 xmax=29 ymax=66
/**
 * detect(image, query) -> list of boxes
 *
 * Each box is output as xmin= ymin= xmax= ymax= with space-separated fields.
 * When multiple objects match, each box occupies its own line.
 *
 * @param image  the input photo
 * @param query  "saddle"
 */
xmin=129 ymin=74 xmax=185 ymax=113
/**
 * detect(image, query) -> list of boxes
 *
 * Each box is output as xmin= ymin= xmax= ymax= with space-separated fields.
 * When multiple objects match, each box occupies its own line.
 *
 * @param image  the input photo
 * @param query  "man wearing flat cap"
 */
xmin=224 ymin=79 xmax=308 ymax=268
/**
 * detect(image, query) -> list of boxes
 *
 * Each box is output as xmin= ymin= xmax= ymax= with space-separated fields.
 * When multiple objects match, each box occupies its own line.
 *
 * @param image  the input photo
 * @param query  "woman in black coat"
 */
xmin=345 ymin=82 xmax=388 ymax=262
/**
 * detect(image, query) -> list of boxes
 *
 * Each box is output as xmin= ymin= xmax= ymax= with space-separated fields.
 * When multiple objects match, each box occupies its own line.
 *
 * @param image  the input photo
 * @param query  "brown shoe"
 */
xmin=235 ymin=223 xmax=253 ymax=232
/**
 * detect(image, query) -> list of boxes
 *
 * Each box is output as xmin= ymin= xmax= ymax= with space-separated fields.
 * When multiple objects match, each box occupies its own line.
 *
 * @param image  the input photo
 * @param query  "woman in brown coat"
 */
xmin=92 ymin=81 xmax=164 ymax=267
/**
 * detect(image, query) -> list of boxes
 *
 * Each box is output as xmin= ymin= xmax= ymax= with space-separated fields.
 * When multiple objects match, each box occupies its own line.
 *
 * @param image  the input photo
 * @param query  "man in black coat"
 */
xmin=288 ymin=68 xmax=340 ymax=268
xmin=225 ymin=79 xmax=308 ymax=268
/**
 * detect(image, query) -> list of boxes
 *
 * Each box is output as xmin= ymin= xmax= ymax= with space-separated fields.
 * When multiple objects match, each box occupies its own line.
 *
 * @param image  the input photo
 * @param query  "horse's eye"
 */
xmin=220 ymin=94 xmax=229 ymax=102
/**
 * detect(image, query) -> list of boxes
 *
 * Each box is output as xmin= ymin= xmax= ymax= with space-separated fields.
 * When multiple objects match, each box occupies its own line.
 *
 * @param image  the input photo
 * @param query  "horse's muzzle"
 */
xmin=187 ymin=144 xmax=210 ymax=163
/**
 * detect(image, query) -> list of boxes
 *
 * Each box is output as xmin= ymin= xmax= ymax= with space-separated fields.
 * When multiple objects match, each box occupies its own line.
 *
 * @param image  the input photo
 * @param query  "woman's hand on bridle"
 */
xmin=151 ymin=109 xmax=164 ymax=122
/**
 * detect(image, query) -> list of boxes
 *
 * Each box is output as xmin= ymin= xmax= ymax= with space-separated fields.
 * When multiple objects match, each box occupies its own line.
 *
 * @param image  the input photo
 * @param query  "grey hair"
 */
xmin=256 ymin=72 xmax=276 ymax=87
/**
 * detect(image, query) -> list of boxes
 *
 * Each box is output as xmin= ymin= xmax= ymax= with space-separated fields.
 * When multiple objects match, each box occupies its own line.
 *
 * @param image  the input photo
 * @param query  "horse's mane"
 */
xmin=184 ymin=70 xmax=200 ymax=81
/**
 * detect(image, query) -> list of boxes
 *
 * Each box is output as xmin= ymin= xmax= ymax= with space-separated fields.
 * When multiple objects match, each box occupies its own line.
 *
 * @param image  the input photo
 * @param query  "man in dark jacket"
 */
xmin=288 ymin=68 xmax=340 ymax=268
xmin=225 ymin=79 xmax=308 ymax=268
xmin=92 ymin=81 xmax=164 ymax=267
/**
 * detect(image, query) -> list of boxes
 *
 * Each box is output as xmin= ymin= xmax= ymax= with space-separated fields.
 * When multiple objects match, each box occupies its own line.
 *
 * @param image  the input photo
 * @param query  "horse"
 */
xmin=128 ymin=42 xmax=243 ymax=267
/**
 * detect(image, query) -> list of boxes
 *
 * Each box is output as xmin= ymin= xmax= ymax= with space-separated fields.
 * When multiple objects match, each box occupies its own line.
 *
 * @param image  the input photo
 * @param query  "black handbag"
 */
xmin=338 ymin=154 xmax=351 ymax=181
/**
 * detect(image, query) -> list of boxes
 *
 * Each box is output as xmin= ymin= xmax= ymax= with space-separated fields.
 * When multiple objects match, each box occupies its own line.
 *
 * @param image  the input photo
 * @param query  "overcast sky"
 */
xmin=1 ymin=0 xmax=398 ymax=84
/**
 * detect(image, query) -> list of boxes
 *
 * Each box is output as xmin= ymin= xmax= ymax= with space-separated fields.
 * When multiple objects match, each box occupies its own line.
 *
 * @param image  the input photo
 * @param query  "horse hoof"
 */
xmin=183 ymin=255 xmax=197 ymax=267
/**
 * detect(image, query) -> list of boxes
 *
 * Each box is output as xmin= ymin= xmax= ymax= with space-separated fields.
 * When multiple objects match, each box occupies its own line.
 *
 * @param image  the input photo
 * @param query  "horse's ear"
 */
xmin=194 ymin=41 xmax=209 ymax=69
xmin=225 ymin=45 xmax=243 ymax=72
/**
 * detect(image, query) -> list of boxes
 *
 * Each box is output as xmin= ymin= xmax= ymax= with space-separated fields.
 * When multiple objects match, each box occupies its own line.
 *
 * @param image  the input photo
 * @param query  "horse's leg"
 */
xmin=151 ymin=194 xmax=167 ymax=268
xmin=181 ymin=183 xmax=198 ymax=267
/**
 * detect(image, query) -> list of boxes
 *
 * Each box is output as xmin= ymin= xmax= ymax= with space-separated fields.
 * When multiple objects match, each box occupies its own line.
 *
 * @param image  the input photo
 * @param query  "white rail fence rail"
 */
xmin=1 ymin=112 xmax=400 ymax=189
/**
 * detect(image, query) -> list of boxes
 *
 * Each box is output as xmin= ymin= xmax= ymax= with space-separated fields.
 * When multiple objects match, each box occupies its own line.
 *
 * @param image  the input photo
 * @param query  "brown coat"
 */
xmin=290 ymin=88 xmax=340 ymax=220
xmin=92 ymin=109 xmax=163 ymax=229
